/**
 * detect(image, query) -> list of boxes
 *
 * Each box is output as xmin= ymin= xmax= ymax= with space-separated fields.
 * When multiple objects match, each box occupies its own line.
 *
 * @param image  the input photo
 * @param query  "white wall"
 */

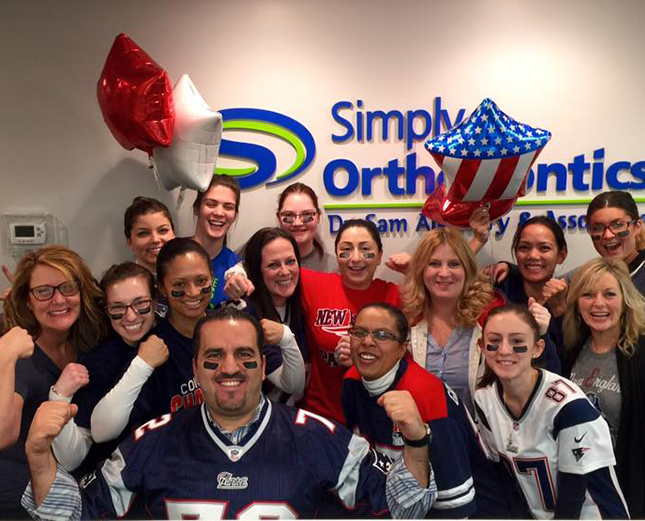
xmin=1 ymin=0 xmax=644 ymax=296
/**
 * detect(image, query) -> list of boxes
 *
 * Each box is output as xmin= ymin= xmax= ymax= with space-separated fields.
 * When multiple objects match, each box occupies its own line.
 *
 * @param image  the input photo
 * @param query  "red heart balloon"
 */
xmin=97 ymin=33 xmax=175 ymax=154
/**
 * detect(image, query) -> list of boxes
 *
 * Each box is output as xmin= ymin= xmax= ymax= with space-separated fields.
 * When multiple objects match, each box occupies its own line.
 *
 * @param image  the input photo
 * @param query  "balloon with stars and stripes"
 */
xmin=423 ymin=98 xmax=552 ymax=227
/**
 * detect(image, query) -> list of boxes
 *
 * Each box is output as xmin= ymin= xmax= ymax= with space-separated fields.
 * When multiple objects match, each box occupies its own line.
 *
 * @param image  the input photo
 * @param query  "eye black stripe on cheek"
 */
xmin=243 ymin=361 xmax=258 ymax=369
xmin=203 ymin=361 xmax=219 ymax=370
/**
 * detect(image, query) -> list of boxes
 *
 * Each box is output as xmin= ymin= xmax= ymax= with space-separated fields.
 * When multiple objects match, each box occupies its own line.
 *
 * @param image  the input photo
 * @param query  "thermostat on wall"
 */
xmin=10 ymin=222 xmax=46 ymax=245
xmin=1 ymin=213 xmax=67 ymax=258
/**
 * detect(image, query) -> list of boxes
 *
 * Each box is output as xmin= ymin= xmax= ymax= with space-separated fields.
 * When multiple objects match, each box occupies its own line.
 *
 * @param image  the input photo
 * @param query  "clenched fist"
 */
xmin=138 ymin=335 xmax=169 ymax=368
xmin=26 ymin=401 xmax=78 ymax=457
xmin=260 ymin=319 xmax=284 ymax=345
xmin=334 ymin=335 xmax=352 ymax=368
xmin=0 ymin=327 xmax=34 ymax=361
xmin=528 ymin=297 xmax=552 ymax=337
xmin=378 ymin=390 xmax=427 ymax=443
xmin=53 ymin=363 xmax=89 ymax=397
xmin=542 ymin=278 xmax=568 ymax=318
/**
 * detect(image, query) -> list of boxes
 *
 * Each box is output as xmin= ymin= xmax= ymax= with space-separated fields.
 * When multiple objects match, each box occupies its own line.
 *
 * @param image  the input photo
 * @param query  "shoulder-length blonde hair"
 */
xmin=564 ymin=258 xmax=645 ymax=357
xmin=3 ymin=245 xmax=108 ymax=352
xmin=402 ymin=228 xmax=494 ymax=326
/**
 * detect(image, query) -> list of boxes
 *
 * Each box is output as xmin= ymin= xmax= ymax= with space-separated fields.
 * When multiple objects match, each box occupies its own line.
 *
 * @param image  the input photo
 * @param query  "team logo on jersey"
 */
xmin=155 ymin=302 xmax=168 ymax=318
xmin=391 ymin=425 xmax=404 ymax=447
xmin=505 ymin=432 xmax=519 ymax=454
xmin=217 ymin=471 xmax=249 ymax=490
xmin=314 ymin=308 xmax=355 ymax=337
xmin=572 ymin=446 xmax=590 ymax=462
xmin=226 ymin=446 xmax=244 ymax=462
xmin=79 ymin=470 xmax=98 ymax=490
xmin=370 ymin=448 xmax=392 ymax=475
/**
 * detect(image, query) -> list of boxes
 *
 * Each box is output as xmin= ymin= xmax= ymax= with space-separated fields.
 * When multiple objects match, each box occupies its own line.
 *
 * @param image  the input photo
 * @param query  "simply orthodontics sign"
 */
xmin=216 ymin=97 xmax=645 ymax=238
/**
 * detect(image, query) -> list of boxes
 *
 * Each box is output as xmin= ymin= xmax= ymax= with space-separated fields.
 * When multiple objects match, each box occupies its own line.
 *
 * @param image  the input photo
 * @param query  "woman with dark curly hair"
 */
xmin=0 ymin=245 xmax=107 ymax=517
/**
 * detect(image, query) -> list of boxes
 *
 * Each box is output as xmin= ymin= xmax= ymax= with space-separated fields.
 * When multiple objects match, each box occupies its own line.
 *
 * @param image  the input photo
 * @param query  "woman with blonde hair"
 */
xmin=563 ymin=257 xmax=645 ymax=518
xmin=402 ymin=227 xmax=557 ymax=413
xmin=0 ymin=245 xmax=107 ymax=517
xmin=402 ymin=228 xmax=503 ymax=413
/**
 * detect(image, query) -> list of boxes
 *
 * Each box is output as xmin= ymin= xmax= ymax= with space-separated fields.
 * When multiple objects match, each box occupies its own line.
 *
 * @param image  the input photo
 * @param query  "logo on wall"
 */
xmin=216 ymin=108 xmax=316 ymax=189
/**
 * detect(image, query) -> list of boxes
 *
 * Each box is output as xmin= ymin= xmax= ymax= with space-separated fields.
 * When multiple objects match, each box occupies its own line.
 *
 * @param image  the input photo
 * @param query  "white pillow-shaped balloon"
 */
xmin=153 ymin=74 xmax=222 ymax=192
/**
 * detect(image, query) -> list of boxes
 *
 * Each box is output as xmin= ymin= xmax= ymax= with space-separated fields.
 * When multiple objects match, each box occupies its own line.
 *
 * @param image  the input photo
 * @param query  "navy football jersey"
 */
xmin=77 ymin=401 xmax=397 ymax=519
xmin=343 ymin=356 xmax=520 ymax=519
xmin=74 ymin=333 xmax=138 ymax=430
xmin=343 ymin=357 xmax=477 ymax=518
xmin=128 ymin=317 xmax=201 ymax=428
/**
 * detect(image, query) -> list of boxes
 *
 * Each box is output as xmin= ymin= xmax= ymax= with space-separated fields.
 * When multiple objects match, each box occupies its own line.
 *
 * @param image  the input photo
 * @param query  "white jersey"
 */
xmin=474 ymin=370 xmax=627 ymax=519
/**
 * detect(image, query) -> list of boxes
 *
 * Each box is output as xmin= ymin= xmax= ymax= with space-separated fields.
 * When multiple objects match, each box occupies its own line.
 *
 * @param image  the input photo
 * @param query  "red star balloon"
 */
xmin=97 ymin=33 xmax=175 ymax=155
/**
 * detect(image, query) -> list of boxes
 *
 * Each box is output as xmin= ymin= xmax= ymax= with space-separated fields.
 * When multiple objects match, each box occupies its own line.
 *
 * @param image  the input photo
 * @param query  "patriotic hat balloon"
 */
xmin=423 ymin=98 xmax=551 ymax=227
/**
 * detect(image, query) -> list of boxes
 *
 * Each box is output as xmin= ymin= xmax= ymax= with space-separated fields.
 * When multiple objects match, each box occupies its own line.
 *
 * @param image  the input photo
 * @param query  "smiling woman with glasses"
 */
xmin=46 ymin=262 xmax=170 ymax=474
xmin=276 ymin=182 xmax=336 ymax=272
xmin=0 ymin=245 xmax=107 ymax=517
xmin=582 ymin=190 xmax=645 ymax=296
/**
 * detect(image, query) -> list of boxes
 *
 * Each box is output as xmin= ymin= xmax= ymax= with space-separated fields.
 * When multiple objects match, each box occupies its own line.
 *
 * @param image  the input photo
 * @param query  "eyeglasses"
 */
xmin=588 ymin=219 xmax=636 ymax=241
xmin=348 ymin=327 xmax=406 ymax=343
xmin=30 ymin=281 xmax=80 ymax=301
xmin=279 ymin=211 xmax=317 ymax=224
xmin=106 ymin=298 xmax=153 ymax=320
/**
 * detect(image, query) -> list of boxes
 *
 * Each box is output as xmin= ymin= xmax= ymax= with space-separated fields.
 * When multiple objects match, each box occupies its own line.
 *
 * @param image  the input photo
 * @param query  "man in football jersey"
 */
xmin=342 ymin=303 xmax=524 ymax=518
xmin=23 ymin=307 xmax=435 ymax=519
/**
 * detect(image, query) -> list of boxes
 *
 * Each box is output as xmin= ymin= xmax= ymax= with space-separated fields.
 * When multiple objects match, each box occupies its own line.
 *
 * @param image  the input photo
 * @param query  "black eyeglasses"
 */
xmin=279 ymin=211 xmax=317 ymax=224
xmin=106 ymin=298 xmax=153 ymax=320
xmin=588 ymin=219 xmax=636 ymax=241
xmin=30 ymin=281 xmax=80 ymax=301
xmin=348 ymin=327 xmax=406 ymax=343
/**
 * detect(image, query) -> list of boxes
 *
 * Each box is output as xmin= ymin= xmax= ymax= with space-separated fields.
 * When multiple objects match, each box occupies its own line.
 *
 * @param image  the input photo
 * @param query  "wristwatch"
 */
xmin=402 ymin=423 xmax=432 ymax=447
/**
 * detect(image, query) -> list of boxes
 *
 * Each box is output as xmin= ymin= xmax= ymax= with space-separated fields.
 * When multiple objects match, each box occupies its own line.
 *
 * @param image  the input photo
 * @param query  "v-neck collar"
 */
xmin=496 ymin=369 xmax=544 ymax=423
xmin=200 ymin=399 xmax=272 ymax=462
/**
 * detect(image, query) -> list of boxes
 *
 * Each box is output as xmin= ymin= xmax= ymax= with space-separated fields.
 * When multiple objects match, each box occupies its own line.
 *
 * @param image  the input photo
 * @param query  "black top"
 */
xmin=0 ymin=345 xmax=61 ymax=516
xmin=563 ymin=336 xmax=645 ymax=518
xmin=495 ymin=262 xmax=563 ymax=373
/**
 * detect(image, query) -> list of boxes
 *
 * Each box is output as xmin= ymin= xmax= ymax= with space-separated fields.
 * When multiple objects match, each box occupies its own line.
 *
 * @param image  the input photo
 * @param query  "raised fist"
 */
xmin=0 ymin=327 xmax=34 ymax=361
xmin=260 ymin=319 xmax=284 ymax=346
xmin=26 ymin=401 xmax=78 ymax=457
xmin=54 ymin=363 xmax=89 ymax=397
xmin=379 ymin=390 xmax=427 ymax=443
xmin=334 ymin=335 xmax=352 ymax=368
xmin=138 ymin=334 xmax=169 ymax=368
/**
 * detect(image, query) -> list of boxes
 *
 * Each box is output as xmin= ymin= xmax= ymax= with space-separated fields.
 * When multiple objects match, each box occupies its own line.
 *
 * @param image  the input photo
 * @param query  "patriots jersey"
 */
xmin=129 ymin=317 xmax=202 ymax=428
xmin=474 ymin=370 xmax=629 ymax=519
xmin=77 ymin=401 xmax=398 ymax=519
xmin=343 ymin=357 xmax=479 ymax=518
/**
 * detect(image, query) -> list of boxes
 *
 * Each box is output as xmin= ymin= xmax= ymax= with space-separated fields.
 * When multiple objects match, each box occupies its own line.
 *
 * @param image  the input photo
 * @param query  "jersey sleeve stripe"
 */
xmin=434 ymin=479 xmax=476 ymax=510
xmin=332 ymin=434 xmax=371 ymax=508
xmin=474 ymin=401 xmax=491 ymax=431
xmin=101 ymin=448 xmax=135 ymax=517
xmin=552 ymin=398 xmax=600 ymax=439
xmin=586 ymin=466 xmax=630 ymax=519
xmin=436 ymin=476 xmax=475 ymax=499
